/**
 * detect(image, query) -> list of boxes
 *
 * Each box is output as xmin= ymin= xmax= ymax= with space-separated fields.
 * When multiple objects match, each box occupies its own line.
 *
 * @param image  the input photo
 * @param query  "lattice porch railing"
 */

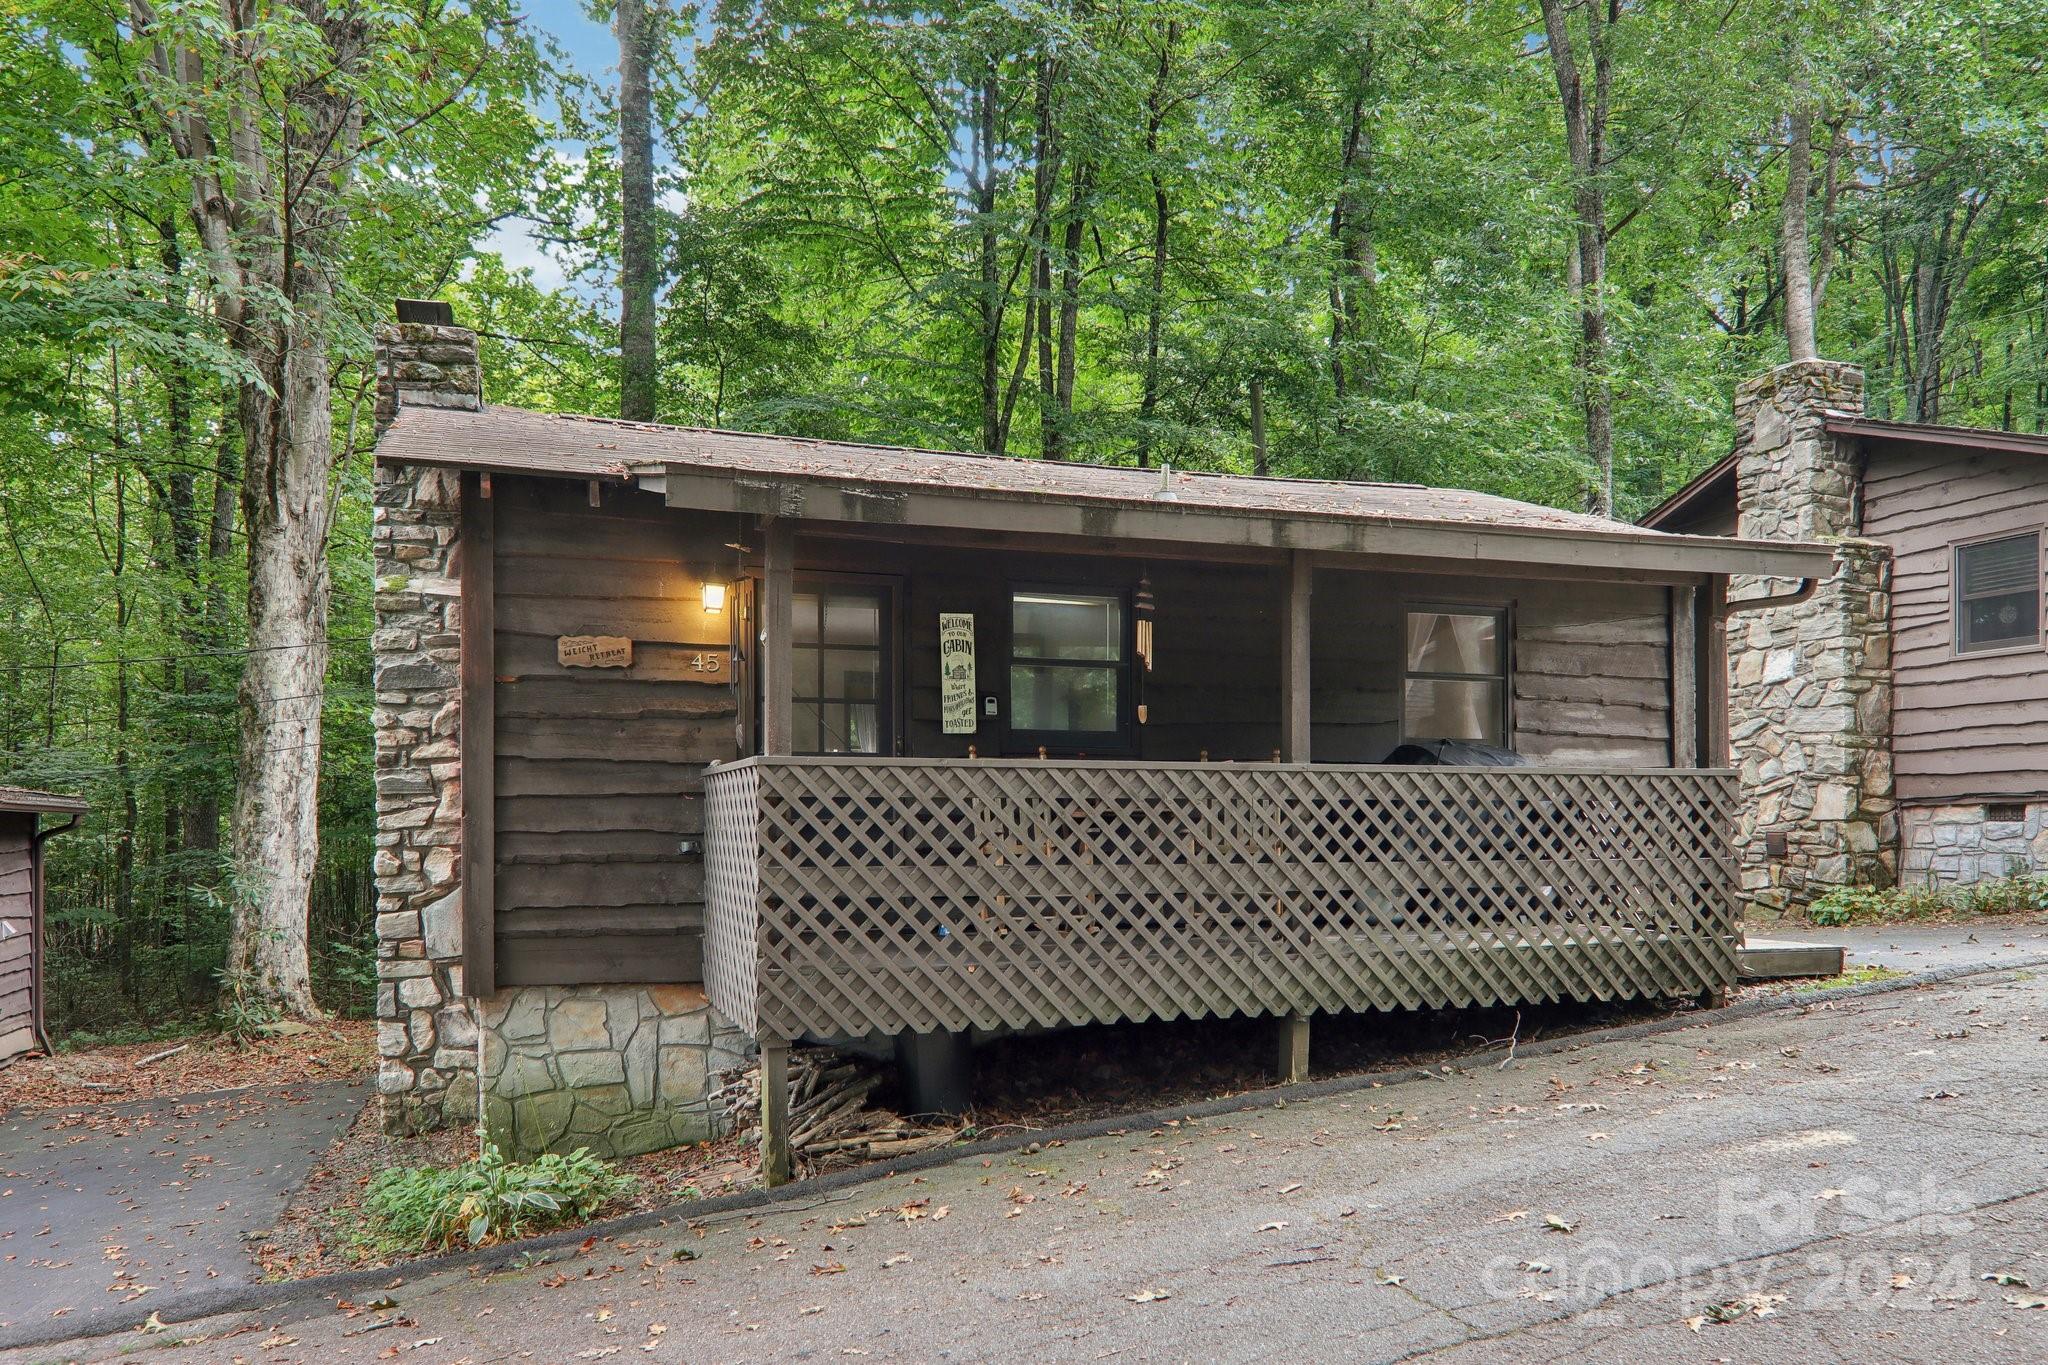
xmin=701 ymin=757 xmax=1739 ymax=1041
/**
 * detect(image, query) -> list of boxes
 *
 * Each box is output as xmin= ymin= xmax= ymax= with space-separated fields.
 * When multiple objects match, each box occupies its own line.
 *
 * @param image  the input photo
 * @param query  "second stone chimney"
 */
xmin=374 ymin=299 xmax=482 ymax=436
xmin=1725 ymin=360 xmax=1897 ymax=911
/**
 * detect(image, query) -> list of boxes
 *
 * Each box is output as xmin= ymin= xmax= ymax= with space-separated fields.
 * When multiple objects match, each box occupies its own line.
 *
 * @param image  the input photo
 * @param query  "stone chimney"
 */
xmin=374 ymin=301 xmax=482 ymax=436
xmin=1725 ymin=361 xmax=1896 ymax=912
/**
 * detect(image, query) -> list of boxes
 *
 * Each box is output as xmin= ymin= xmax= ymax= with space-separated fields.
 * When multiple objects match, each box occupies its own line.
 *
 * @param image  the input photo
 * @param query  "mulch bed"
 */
xmin=0 ymin=1021 xmax=376 ymax=1119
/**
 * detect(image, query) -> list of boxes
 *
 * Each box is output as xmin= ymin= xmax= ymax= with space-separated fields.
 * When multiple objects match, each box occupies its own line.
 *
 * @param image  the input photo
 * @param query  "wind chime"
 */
xmin=1134 ymin=572 xmax=1156 ymax=725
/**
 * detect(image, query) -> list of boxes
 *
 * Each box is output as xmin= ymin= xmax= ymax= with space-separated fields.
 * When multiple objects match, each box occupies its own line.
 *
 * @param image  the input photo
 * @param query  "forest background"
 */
xmin=2 ymin=0 xmax=2043 ymax=1036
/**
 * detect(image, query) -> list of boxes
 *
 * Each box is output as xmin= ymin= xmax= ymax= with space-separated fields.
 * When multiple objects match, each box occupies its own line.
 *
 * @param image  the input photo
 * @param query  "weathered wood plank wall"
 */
xmin=0 ymin=820 xmax=36 ymax=1053
xmin=481 ymin=483 xmax=1680 ymax=987
xmin=489 ymin=478 xmax=743 ymax=985
xmin=1864 ymin=446 xmax=2048 ymax=802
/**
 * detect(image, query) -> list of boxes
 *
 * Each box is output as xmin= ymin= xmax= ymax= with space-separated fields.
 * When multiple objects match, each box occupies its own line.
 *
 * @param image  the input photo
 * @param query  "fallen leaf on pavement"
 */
xmin=1543 ymin=1215 xmax=1576 ymax=1234
xmin=1125 ymin=1289 xmax=1171 ymax=1303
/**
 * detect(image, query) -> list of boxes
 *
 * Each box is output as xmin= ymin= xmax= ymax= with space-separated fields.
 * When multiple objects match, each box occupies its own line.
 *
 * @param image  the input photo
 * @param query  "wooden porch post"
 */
xmin=1669 ymin=585 xmax=1699 ymax=768
xmin=1703 ymin=576 xmax=1730 ymax=767
xmin=761 ymin=518 xmax=795 ymax=756
xmin=759 ymin=1035 xmax=793 ymax=1186
xmin=1276 ymin=551 xmax=1313 ymax=1079
xmin=758 ymin=518 xmax=796 ymax=1185
xmin=1280 ymin=551 xmax=1312 ymax=763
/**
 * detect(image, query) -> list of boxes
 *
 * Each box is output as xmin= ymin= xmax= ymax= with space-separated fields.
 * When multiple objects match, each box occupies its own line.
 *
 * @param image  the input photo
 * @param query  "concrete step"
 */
xmin=1738 ymin=938 xmax=1847 ymax=980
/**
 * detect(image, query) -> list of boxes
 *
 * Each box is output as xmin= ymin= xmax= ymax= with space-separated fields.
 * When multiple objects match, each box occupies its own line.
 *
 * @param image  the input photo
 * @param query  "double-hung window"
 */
xmin=1402 ymin=607 xmax=1507 ymax=745
xmin=1955 ymin=532 xmax=2041 ymax=655
xmin=1007 ymin=590 xmax=1129 ymax=752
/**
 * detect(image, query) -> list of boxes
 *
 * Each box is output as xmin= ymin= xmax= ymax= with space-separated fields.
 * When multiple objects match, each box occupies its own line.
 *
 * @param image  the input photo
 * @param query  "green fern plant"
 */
xmin=365 ymin=1142 xmax=635 ymax=1251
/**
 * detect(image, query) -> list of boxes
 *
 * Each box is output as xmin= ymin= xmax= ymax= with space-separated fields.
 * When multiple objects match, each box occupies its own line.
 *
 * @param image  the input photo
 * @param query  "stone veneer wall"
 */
xmin=370 ymin=319 xmax=748 ymax=1154
xmin=372 ymin=457 xmax=475 ymax=1132
xmin=481 ymin=985 xmax=750 ymax=1158
xmin=1726 ymin=360 xmax=1898 ymax=913
xmin=1900 ymin=804 xmax=2048 ymax=885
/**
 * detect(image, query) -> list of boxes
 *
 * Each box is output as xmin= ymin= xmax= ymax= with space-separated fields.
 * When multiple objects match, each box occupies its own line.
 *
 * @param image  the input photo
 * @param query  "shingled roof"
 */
xmin=376 ymin=402 xmax=1837 ymax=578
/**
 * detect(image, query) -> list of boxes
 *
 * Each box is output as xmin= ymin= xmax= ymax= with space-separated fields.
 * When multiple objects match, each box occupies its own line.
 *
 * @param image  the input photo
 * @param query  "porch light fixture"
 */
xmin=701 ymin=580 xmax=729 ymax=614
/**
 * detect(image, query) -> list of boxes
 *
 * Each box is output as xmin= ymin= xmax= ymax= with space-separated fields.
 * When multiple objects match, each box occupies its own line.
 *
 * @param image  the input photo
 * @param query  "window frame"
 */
xmin=1398 ymin=601 xmax=1513 ymax=748
xmin=1002 ymin=584 xmax=1136 ymax=756
xmin=753 ymin=572 xmax=903 ymax=757
xmin=1952 ymin=528 xmax=2045 ymax=659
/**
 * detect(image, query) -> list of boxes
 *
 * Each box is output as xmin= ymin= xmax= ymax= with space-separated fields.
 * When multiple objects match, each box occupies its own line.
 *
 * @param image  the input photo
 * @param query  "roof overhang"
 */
xmin=657 ymin=466 xmax=1836 ymax=580
xmin=0 ymin=787 xmax=88 ymax=816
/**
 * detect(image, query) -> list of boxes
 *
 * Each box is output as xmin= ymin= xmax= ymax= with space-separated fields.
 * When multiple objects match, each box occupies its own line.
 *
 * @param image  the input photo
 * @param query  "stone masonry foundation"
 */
xmin=1901 ymin=804 xmax=2048 ymax=885
xmin=481 ymin=985 xmax=750 ymax=1158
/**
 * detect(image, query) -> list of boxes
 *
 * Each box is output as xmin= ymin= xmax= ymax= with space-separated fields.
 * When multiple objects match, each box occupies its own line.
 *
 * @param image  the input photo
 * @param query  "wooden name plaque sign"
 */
xmin=557 ymin=635 xmax=633 ymax=669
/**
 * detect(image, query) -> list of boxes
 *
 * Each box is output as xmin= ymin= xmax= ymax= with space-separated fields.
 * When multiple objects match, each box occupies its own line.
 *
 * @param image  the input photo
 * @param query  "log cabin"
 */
xmin=368 ymin=308 xmax=1834 ymax=1175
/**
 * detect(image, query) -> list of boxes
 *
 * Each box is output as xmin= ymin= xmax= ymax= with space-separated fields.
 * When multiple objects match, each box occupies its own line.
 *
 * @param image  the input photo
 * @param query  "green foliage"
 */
xmin=214 ymin=967 xmax=284 ymax=1044
xmin=364 ymin=1144 xmax=637 ymax=1252
xmin=1806 ymin=876 xmax=2048 ymax=927
xmin=4 ymin=0 xmax=2048 ymax=1040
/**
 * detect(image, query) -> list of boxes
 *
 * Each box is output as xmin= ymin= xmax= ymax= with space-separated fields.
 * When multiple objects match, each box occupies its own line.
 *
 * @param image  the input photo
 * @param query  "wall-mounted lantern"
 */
xmin=701 ymin=580 xmax=729 ymax=614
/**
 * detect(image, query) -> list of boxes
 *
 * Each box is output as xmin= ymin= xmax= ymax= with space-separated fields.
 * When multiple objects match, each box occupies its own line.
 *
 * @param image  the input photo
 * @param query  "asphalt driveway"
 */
xmin=0 ymin=1079 xmax=366 ymax=1334
xmin=41 ymin=962 xmax=2048 ymax=1363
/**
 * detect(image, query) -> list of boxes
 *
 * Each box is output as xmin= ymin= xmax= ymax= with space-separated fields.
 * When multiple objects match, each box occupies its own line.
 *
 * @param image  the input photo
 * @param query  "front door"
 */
xmin=785 ymin=581 xmax=895 ymax=755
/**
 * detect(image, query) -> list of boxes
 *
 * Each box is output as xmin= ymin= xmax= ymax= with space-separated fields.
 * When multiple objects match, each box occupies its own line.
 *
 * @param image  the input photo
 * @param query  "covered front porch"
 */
xmin=680 ymin=478 xmax=1817 ymax=1179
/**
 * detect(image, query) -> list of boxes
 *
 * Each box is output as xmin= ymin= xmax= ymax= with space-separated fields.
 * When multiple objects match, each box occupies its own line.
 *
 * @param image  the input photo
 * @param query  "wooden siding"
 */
xmin=489 ymin=478 xmax=743 ymax=985
xmin=480 ymin=483 xmax=1683 ymax=988
xmin=1863 ymin=446 xmax=2048 ymax=801
xmin=0 ymin=818 xmax=35 ymax=1058
xmin=793 ymin=548 xmax=1674 ymax=767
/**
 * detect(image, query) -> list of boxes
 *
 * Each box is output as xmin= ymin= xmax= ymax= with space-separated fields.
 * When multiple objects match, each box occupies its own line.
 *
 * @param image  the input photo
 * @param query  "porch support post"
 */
xmin=759 ymin=1035 xmax=793 ymax=1186
xmin=1280 ymin=551 xmax=1312 ymax=762
xmin=1275 ymin=1010 xmax=1310 ymax=1084
xmin=761 ymin=517 xmax=796 ymax=756
xmin=1703 ymin=576 xmax=1730 ymax=767
xmin=1670 ymin=585 xmax=1699 ymax=768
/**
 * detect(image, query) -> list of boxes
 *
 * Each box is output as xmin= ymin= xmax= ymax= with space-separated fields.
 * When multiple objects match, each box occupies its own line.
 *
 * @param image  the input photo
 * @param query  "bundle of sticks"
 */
xmin=721 ymin=1048 xmax=959 ymax=1171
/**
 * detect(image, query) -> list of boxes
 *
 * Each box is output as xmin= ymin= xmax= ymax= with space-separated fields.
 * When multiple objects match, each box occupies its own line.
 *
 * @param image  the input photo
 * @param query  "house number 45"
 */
xmin=690 ymin=652 xmax=726 ymax=676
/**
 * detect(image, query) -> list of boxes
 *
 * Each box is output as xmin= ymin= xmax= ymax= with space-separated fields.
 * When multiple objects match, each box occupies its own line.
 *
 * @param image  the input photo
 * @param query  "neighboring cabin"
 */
xmin=368 ymin=305 xmax=1831 ymax=1169
xmin=0 ymin=787 xmax=86 ymax=1065
xmin=1645 ymin=360 xmax=2048 ymax=909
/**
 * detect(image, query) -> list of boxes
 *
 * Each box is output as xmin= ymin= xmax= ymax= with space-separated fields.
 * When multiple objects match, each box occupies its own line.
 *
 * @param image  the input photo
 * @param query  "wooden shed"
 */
xmin=0 ymin=787 xmax=86 ymax=1065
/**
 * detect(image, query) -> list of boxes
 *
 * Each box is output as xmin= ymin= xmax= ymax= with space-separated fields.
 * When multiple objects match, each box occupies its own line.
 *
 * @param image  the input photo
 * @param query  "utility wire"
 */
xmin=5 ymin=636 xmax=373 ymax=674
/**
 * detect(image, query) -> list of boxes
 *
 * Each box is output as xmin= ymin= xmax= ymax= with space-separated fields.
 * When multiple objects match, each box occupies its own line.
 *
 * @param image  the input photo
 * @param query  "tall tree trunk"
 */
xmin=1135 ymin=20 xmax=1177 ymax=468
xmin=1049 ymin=161 xmax=1091 ymax=460
xmin=1540 ymin=0 xmax=1616 ymax=517
xmin=132 ymin=0 xmax=368 ymax=1015
xmin=616 ymin=0 xmax=659 ymax=422
xmin=228 ymin=316 xmax=332 ymax=1014
xmin=1781 ymin=90 xmax=1818 ymax=362
xmin=1033 ymin=52 xmax=1059 ymax=457
xmin=1329 ymin=27 xmax=1378 ymax=424
xmin=154 ymin=214 xmax=220 ymax=856
xmin=975 ymin=67 xmax=1004 ymax=454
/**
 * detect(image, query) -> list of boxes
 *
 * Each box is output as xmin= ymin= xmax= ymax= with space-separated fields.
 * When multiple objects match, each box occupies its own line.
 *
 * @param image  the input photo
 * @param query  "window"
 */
xmin=1008 ymin=591 xmax=1127 ymax=750
xmin=1403 ymin=607 xmax=1507 ymax=745
xmin=1955 ymin=533 xmax=2040 ymax=655
xmin=791 ymin=585 xmax=891 ymax=754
